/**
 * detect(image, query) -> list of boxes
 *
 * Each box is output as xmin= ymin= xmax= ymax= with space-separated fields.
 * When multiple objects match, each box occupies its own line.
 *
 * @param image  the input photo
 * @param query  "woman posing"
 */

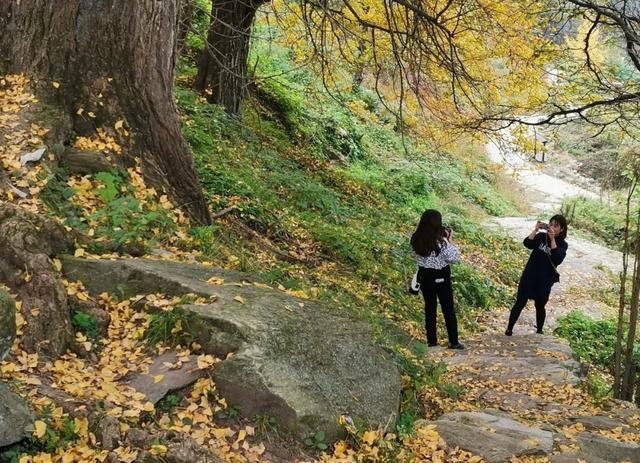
xmin=411 ymin=209 xmax=464 ymax=349
xmin=505 ymin=215 xmax=568 ymax=336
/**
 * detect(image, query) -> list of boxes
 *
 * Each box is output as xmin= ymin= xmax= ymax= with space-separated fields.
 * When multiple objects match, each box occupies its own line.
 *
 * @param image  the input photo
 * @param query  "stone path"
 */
xmin=413 ymin=136 xmax=640 ymax=462
xmin=424 ymin=332 xmax=640 ymax=462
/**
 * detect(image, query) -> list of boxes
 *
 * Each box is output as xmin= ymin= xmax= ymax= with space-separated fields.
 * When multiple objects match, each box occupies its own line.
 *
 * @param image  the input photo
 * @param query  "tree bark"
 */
xmin=194 ymin=0 xmax=268 ymax=114
xmin=614 ymin=180 xmax=636 ymax=397
xmin=0 ymin=0 xmax=211 ymax=225
xmin=622 ymin=208 xmax=640 ymax=400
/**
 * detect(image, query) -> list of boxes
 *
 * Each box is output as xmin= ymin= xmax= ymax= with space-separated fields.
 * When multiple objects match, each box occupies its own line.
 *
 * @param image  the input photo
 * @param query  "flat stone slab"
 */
xmin=430 ymin=410 xmax=553 ymax=463
xmin=550 ymin=452 xmax=610 ymax=463
xmin=442 ymin=335 xmax=585 ymax=385
xmin=126 ymin=352 xmax=206 ymax=404
xmin=564 ymin=414 xmax=640 ymax=433
xmin=0 ymin=382 xmax=34 ymax=447
xmin=62 ymin=257 xmax=401 ymax=439
xmin=576 ymin=432 xmax=640 ymax=463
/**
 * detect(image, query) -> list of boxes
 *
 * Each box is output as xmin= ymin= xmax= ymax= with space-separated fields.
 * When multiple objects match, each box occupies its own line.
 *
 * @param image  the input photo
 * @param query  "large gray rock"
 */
xmin=429 ymin=410 xmax=554 ymax=463
xmin=0 ymin=382 xmax=34 ymax=447
xmin=576 ymin=432 xmax=640 ymax=463
xmin=0 ymin=289 xmax=16 ymax=360
xmin=61 ymin=257 xmax=401 ymax=439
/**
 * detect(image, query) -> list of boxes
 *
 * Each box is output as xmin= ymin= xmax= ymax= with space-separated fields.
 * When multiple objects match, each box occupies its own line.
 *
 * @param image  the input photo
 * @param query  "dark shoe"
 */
xmin=448 ymin=343 xmax=465 ymax=350
xmin=428 ymin=342 xmax=438 ymax=347
xmin=536 ymin=329 xmax=544 ymax=334
xmin=505 ymin=329 xmax=513 ymax=336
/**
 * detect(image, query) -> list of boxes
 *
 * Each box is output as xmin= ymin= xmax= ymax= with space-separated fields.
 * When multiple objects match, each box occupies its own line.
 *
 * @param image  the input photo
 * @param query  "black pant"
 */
xmin=507 ymin=291 xmax=549 ymax=332
xmin=419 ymin=266 xmax=458 ymax=345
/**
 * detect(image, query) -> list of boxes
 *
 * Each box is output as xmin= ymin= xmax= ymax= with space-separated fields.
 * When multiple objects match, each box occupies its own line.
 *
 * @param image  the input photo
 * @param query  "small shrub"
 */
xmin=144 ymin=307 xmax=197 ymax=347
xmin=585 ymin=372 xmax=612 ymax=401
xmin=395 ymin=411 xmax=416 ymax=438
xmin=71 ymin=311 xmax=100 ymax=340
xmin=157 ymin=393 xmax=181 ymax=413
xmin=253 ymin=414 xmax=279 ymax=436
xmin=560 ymin=196 xmax=625 ymax=249
xmin=304 ymin=431 xmax=328 ymax=451
xmin=554 ymin=311 xmax=617 ymax=369
xmin=1 ymin=408 xmax=79 ymax=462
xmin=452 ymin=264 xmax=510 ymax=312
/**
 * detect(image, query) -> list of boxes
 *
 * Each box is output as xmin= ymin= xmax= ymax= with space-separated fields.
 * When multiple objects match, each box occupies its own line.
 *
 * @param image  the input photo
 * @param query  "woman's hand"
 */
xmin=528 ymin=222 xmax=542 ymax=240
xmin=548 ymin=227 xmax=558 ymax=247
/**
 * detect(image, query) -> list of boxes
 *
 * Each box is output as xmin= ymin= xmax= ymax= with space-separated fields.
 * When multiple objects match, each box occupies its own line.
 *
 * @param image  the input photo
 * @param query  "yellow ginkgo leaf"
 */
xmin=234 ymin=295 xmax=245 ymax=304
xmin=33 ymin=420 xmax=46 ymax=439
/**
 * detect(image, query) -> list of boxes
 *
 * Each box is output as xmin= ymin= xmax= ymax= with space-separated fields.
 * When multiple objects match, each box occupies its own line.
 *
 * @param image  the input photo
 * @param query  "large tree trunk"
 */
xmin=0 ymin=0 xmax=211 ymax=225
xmin=194 ymin=0 xmax=267 ymax=114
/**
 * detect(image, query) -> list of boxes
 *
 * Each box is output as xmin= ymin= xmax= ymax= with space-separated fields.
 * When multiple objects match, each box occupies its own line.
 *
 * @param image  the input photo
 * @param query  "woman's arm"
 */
xmin=550 ymin=242 xmax=568 ymax=266
xmin=441 ymin=241 xmax=461 ymax=264
xmin=523 ymin=224 xmax=540 ymax=249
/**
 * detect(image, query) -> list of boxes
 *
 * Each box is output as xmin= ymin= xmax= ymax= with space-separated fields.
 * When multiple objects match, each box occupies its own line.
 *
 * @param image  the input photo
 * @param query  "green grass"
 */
xmin=561 ymin=195 xmax=628 ymax=250
xmin=555 ymin=311 xmax=640 ymax=373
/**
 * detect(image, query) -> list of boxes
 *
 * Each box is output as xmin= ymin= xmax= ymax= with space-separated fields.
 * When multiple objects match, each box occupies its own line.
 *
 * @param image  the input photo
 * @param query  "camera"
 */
xmin=538 ymin=222 xmax=549 ymax=229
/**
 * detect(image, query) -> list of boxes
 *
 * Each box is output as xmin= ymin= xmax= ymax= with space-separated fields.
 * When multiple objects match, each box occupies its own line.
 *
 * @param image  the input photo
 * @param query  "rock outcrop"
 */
xmin=62 ymin=257 xmax=402 ymax=439
xmin=0 ymin=204 xmax=73 ymax=357
xmin=0 ymin=289 xmax=16 ymax=360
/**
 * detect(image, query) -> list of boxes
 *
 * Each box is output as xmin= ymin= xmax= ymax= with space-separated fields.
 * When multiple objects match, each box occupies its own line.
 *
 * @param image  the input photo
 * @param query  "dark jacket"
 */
xmin=517 ymin=232 xmax=568 ymax=301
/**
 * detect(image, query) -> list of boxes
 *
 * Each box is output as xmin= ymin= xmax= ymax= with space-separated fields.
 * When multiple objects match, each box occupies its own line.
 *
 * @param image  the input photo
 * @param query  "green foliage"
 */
xmin=40 ymin=168 xmax=87 ymax=230
xmin=395 ymin=411 xmax=416 ymax=438
xmin=585 ymin=372 xmax=612 ymax=401
xmin=253 ymin=414 xmax=279 ymax=436
xmin=555 ymin=311 xmax=617 ymax=368
xmin=89 ymin=171 xmax=178 ymax=250
xmin=452 ymin=264 xmax=511 ymax=312
xmin=216 ymin=404 xmax=241 ymax=421
xmin=0 ymin=407 xmax=78 ymax=462
xmin=144 ymin=307 xmax=197 ymax=347
xmin=42 ymin=169 xmax=178 ymax=253
xmin=555 ymin=311 xmax=640 ymax=374
xmin=304 ymin=431 xmax=328 ymax=451
xmin=157 ymin=393 xmax=181 ymax=413
xmin=561 ymin=196 xmax=625 ymax=249
xmin=71 ymin=311 xmax=100 ymax=340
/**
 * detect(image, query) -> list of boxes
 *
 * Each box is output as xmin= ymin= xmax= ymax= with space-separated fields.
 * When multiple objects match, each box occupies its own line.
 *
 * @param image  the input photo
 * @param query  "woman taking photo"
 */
xmin=411 ymin=209 xmax=464 ymax=349
xmin=505 ymin=215 xmax=568 ymax=336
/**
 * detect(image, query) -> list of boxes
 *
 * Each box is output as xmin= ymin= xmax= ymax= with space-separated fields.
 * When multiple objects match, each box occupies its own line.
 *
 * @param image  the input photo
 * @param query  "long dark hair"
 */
xmin=411 ymin=209 xmax=447 ymax=256
xmin=549 ymin=214 xmax=568 ymax=240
